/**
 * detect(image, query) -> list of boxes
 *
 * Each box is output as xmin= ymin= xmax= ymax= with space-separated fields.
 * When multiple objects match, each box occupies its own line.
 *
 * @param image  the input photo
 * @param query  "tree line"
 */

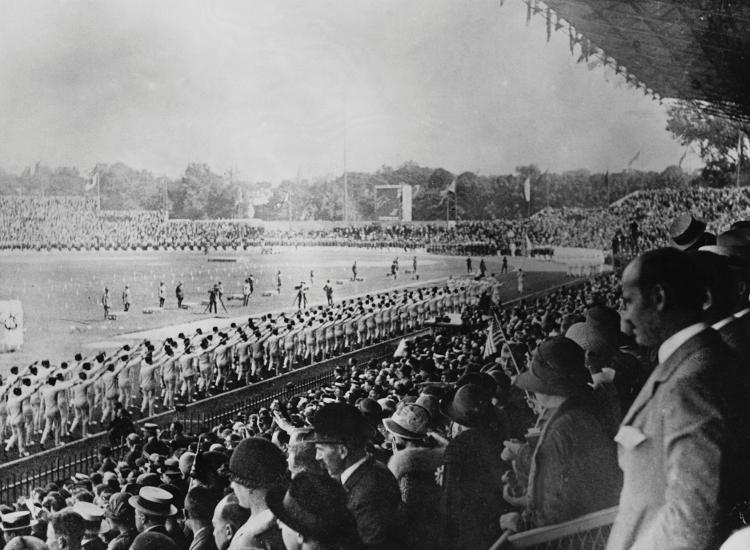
xmin=0 ymin=159 xmax=716 ymax=221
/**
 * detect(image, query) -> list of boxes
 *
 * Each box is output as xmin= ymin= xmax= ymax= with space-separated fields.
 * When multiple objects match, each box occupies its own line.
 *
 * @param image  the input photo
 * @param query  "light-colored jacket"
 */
xmin=606 ymin=329 xmax=743 ymax=550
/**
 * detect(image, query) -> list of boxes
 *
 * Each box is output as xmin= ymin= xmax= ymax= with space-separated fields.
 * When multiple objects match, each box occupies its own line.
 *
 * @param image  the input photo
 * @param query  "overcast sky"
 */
xmin=0 ymin=0 xmax=697 ymax=182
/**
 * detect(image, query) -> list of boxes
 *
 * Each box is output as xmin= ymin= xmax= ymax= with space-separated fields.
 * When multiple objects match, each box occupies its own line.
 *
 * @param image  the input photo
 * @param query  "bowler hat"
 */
xmin=309 ymin=403 xmax=371 ymax=447
xmin=440 ymin=384 xmax=493 ymax=427
xmin=383 ymin=402 xmax=430 ymax=440
xmin=128 ymin=486 xmax=178 ymax=517
xmin=515 ymin=336 xmax=591 ymax=396
xmin=227 ymin=438 xmax=288 ymax=489
xmin=266 ymin=472 xmax=359 ymax=546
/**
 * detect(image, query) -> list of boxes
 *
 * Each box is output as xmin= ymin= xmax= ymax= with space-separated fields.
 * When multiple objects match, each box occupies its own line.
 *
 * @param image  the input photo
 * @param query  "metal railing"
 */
xmin=0 ymin=332 xmax=419 ymax=505
xmin=491 ymin=507 xmax=618 ymax=550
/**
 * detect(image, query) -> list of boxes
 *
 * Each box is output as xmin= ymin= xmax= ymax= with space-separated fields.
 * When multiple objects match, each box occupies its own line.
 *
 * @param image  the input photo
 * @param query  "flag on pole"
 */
xmin=277 ymin=190 xmax=290 ymax=208
xmin=85 ymin=172 xmax=99 ymax=191
xmin=678 ymin=149 xmax=688 ymax=168
xmin=393 ymin=338 xmax=408 ymax=358
xmin=523 ymin=177 xmax=531 ymax=202
xmin=483 ymin=324 xmax=497 ymax=358
xmin=439 ymin=178 xmax=457 ymax=204
xmin=627 ymin=150 xmax=641 ymax=169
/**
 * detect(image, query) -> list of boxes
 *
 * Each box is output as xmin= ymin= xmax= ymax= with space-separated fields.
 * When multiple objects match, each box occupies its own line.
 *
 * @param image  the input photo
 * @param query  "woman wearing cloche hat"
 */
xmin=500 ymin=336 xmax=622 ymax=534
xmin=383 ymin=402 xmax=443 ymax=550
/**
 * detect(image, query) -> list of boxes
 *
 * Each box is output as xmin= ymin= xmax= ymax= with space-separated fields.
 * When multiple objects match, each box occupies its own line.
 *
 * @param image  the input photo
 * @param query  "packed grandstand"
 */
xmin=3 ymin=186 xmax=750 ymax=257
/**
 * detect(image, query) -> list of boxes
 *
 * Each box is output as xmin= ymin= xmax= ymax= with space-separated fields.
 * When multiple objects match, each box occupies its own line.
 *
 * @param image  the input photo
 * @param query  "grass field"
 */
xmin=0 ymin=247 xmax=571 ymax=374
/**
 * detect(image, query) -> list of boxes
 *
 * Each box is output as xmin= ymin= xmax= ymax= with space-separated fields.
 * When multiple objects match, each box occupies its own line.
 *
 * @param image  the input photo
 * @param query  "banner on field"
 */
xmin=0 ymin=300 xmax=23 ymax=353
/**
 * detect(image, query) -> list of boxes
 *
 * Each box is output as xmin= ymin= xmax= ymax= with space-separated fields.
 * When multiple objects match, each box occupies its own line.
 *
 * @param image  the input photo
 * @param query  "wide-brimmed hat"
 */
xmin=266 ymin=472 xmax=358 ymax=546
xmin=227 ymin=438 xmax=288 ymax=489
xmin=515 ymin=336 xmax=591 ymax=397
xmin=669 ymin=213 xmax=714 ymax=251
xmin=128 ymin=486 xmax=178 ymax=517
xmin=440 ymin=383 xmax=493 ymax=427
xmin=565 ymin=322 xmax=612 ymax=356
xmin=383 ymin=403 xmax=430 ymax=440
xmin=0 ymin=511 xmax=37 ymax=532
xmin=699 ymin=229 xmax=750 ymax=268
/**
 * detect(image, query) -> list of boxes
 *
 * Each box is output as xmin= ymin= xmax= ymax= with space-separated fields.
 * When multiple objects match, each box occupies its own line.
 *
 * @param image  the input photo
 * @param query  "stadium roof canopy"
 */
xmin=523 ymin=0 xmax=750 ymax=123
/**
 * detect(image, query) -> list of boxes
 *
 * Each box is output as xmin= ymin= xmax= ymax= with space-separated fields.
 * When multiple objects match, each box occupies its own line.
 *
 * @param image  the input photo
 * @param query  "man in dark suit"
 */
xmin=310 ymin=403 xmax=402 ymax=550
xmin=185 ymin=487 xmax=219 ymax=550
xmin=607 ymin=248 xmax=745 ymax=550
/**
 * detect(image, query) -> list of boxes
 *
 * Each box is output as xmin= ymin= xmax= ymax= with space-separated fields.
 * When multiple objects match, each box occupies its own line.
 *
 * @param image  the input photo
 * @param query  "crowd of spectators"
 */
xmin=4 ymin=187 xmax=750 ymax=257
xmin=0 ymin=266 xmax=632 ymax=550
xmin=5 ymin=203 xmax=750 ymax=548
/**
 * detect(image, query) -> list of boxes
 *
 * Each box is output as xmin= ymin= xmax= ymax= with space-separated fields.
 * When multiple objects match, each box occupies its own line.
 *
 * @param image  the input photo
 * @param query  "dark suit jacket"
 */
xmin=188 ymin=527 xmax=217 ymax=550
xmin=607 ymin=328 xmax=745 ymax=550
xmin=343 ymin=457 xmax=402 ymax=550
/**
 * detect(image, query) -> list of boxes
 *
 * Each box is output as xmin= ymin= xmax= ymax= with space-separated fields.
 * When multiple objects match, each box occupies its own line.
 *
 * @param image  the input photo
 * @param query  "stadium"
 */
xmin=1 ymin=2 xmax=750 ymax=550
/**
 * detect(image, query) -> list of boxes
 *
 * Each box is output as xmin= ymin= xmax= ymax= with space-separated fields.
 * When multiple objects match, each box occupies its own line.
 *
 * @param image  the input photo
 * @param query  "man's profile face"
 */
xmin=621 ymin=261 xmax=660 ymax=347
xmin=211 ymin=503 xmax=231 ymax=550
xmin=314 ymin=443 xmax=346 ymax=477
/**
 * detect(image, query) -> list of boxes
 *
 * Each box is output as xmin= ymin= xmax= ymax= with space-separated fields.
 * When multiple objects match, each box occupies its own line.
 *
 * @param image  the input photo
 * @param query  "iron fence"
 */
xmin=0 ymin=333 xmax=413 ymax=505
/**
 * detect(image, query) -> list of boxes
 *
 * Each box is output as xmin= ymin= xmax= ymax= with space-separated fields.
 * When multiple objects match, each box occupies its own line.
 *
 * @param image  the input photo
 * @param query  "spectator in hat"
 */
xmin=383 ymin=402 xmax=443 ymax=550
xmin=501 ymin=336 xmax=621 ymax=532
xmin=190 ymin=452 xmax=229 ymax=501
xmin=310 ymin=403 xmax=401 ymax=550
xmin=440 ymin=383 xmax=506 ymax=550
xmin=607 ymin=248 xmax=745 ymax=550
xmin=266 ymin=472 xmax=361 ymax=550
xmin=128 ymin=487 xmax=178 ymax=541
xmin=72 ymin=502 xmax=107 ymax=550
xmin=160 ymin=459 xmax=187 ymax=498
xmin=226 ymin=438 xmax=288 ymax=550
xmin=104 ymin=493 xmax=136 ymax=550
xmin=1 ymin=512 xmax=37 ymax=545
xmin=184 ymin=487 xmax=219 ymax=550
xmin=210 ymin=494 xmax=249 ymax=550
xmin=47 ymin=510 xmax=85 ymax=550
xmin=669 ymin=213 xmax=715 ymax=251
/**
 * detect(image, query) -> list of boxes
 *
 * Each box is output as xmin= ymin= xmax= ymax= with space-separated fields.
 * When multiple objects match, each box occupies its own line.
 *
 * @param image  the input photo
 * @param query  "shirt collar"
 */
xmin=657 ymin=322 xmax=708 ymax=364
xmin=712 ymin=315 xmax=735 ymax=330
xmin=340 ymin=456 xmax=368 ymax=486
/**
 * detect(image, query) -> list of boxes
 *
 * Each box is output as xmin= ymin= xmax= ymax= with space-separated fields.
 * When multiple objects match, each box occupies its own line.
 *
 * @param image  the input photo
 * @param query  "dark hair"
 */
xmin=633 ymin=248 xmax=705 ymax=313
xmin=49 ymin=510 xmax=85 ymax=549
xmin=184 ymin=486 xmax=219 ymax=523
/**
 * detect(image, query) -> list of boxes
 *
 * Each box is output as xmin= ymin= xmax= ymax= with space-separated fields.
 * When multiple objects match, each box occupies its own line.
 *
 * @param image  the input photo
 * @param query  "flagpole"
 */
xmin=97 ymin=172 xmax=101 ymax=211
xmin=454 ymin=183 xmax=458 ymax=223
xmin=288 ymin=189 xmax=292 ymax=232
xmin=737 ymin=130 xmax=743 ymax=188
